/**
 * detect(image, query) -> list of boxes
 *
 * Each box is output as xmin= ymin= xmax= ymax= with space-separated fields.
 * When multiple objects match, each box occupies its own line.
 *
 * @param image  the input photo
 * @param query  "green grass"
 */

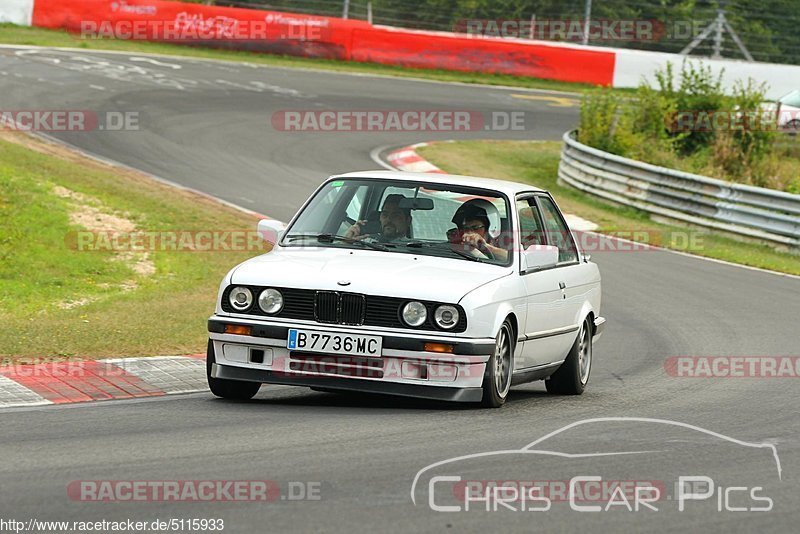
xmin=0 ymin=23 xmax=610 ymax=94
xmin=418 ymin=140 xmax=800 ymax=275
xmin=0 ymin=134 xmax=264 ymax=360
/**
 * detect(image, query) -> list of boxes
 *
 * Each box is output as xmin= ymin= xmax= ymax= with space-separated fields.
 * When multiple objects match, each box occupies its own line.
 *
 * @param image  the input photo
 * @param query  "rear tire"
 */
xmin=207 ymin=340 xmax=261 ymax=400
xmin=481 ymin=320 xmax=514 ymax=408
xmin=545 ymin=318 xmax=592 ymax=395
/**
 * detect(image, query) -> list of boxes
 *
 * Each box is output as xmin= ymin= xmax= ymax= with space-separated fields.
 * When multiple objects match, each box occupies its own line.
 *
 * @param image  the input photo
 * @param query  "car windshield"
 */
xmin=779 ymin=90 xmax=800 ymax=107
xmin=282 ymin=178 xmax=513 ymax=266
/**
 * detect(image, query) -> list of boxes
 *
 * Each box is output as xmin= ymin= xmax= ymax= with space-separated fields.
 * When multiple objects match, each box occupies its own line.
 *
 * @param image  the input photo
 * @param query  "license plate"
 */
xmin=287 ymin=329 xmax=382 ymax=357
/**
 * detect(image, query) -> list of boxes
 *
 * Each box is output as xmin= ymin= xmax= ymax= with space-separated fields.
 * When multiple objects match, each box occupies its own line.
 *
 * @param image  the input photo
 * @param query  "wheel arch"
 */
xmin=505 ymin=312 xmax=519 ymax=342
xmin=488 ymin=303 xmax=518 ymax=342
xmin=575 ymin=301 xmax=597 ymax=335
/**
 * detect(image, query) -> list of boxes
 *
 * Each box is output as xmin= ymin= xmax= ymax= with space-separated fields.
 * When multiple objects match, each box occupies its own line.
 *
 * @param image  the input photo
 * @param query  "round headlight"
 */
xmin=434 ymin=305 xmax=459 ymax=329
xmin=258 ymin=288 xmax=283 ymax=314
xmin=402 ymin=301 xmax=427 ymax=327
xmin=228 ymin=286 xmax=253 ymax=311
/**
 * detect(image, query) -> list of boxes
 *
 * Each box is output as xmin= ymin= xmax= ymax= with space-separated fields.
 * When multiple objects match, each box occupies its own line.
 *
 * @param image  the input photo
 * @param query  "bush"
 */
xmin=667 ymin=61 xmax=727 ymax=155
xmin=578 ymin=90 xmax=624 ymax=153
xmin=576 ymin=61 xmax=796 ymax=192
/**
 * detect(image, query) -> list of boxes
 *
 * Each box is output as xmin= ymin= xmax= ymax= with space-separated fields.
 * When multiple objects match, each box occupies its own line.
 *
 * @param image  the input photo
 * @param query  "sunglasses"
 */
xmin=459 ymin=224 xmax=485 ymax=232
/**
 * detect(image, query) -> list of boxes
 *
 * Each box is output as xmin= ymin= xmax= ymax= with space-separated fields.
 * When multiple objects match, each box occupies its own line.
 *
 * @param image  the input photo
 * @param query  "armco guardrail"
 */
xmin=558 ymin=131 xmax=800 ymax=248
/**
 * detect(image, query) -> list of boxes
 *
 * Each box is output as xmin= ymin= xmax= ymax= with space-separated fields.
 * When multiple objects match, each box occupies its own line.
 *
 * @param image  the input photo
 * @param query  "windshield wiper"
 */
xmin=402 ymin=241 xmax=484 ymax=262
xmin=285 ymin=233 xmax=388 ymax=251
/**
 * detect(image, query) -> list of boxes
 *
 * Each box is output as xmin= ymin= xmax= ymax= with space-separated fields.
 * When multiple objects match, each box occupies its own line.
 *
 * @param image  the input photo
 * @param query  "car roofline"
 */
xmin=330 ymin=170 xmax=546 ymax=197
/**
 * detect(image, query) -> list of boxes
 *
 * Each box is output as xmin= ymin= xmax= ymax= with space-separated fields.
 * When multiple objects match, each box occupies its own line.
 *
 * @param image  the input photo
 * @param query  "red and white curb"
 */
xmin=0 ymin=355 xmax=207 ymax=408
xmin=386 ymin=143 xmax=446 ymax=174
xmin=383 ymin=143 xmax=599 ymax=232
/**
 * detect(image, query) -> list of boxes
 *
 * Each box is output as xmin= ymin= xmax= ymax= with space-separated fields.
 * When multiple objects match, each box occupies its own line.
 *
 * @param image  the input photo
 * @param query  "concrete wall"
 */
xmin=613 ymin=47 xmax=800 ymax=99
xmin=0 ymin=0 xmax=33 ymax=25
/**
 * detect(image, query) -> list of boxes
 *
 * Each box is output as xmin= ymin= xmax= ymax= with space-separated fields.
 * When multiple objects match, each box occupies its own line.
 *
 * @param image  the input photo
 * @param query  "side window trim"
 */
xmin=515 ymin=193 xmax=547 ymax=245
xmin=533 ymin=193 xmax=581 ymax=268
xmin=515 ymin=193 xmax=549 ymax=275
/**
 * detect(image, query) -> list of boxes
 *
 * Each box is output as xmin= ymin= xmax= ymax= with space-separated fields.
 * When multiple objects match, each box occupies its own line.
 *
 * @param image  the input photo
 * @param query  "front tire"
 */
xmin=545 ymin=318 xmax=592 ymax=395
xmin=481 ymin=320 xmax=514 ymax=408
xmin=206 ymin=340 xmax=261 ymax=400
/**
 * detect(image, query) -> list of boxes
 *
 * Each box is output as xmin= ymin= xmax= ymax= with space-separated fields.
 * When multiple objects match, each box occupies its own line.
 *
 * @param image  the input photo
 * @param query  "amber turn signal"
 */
xmin=224 ymin=324 xmax=252 ymax=336
xmin=424 ymin=342 xmax=454 ymax=353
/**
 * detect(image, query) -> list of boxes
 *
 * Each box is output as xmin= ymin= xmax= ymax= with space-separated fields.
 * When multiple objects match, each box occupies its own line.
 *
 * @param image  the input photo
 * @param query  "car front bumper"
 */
xmin=208 ymin=316 xmax=496 ymax=402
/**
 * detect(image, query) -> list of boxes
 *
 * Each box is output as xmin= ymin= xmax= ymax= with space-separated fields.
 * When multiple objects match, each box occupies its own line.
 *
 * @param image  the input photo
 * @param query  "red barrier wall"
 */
xmin=31 ymin=0 xmax=615 ymax=85
xmin=32 ymin=0 xmax=367 ymax=60
xmin=351 ymin=26 xmax=615 ymax=85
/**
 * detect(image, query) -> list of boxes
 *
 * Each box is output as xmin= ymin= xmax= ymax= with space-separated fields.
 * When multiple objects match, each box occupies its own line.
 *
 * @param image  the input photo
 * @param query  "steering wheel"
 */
xmin=477 ymin=243 xmax=495 ymax=260
xmin=462 ymin=240 xmax=495 ymax=260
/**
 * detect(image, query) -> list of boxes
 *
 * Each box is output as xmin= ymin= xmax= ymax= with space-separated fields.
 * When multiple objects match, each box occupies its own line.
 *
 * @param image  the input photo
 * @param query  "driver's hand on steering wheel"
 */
xmin=461 ymin=231 xmax=486 ymax=250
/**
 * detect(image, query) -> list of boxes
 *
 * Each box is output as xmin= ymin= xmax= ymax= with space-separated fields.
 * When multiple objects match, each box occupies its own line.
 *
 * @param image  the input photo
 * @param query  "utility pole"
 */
xmin=342 ymin=0 xmax=350 ymax=20
xmin=680 ymin=5 xmax=753 ymax=61
xmin=582 ymin=0 xmax=592 ymax=45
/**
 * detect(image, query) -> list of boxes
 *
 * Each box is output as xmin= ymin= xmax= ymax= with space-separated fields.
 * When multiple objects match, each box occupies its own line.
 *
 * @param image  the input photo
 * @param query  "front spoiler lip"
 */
xmin=208 ymin=316 xmax=496 ymax=356
xmin=211 ymin=363 xmax=484 ymax=402
xmin=593 ymin=316 xmax=606 ymax=335
xmin=593 ymin=316 xmax=607 ymax=342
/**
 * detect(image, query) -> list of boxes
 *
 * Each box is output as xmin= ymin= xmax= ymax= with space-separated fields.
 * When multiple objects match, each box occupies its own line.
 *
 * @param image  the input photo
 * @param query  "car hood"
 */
xmin=230 ymin=247 xmax=512 ymax=303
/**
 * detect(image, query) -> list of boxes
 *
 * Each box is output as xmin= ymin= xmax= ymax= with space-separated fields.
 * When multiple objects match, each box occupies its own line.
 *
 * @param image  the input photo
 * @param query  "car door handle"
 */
xmin=559 ymin=282 xmax=566 ymax=290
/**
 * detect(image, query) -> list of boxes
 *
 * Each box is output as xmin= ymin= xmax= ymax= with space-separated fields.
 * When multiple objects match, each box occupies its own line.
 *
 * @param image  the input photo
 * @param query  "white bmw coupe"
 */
xmin=207 ymin=171 xmax=604 ymax=407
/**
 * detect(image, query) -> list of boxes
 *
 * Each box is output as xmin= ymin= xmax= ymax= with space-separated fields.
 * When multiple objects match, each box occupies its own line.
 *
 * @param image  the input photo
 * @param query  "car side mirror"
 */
xmin=257 ymin=219 xmax=287 ymax=247
xmin=522 ymin=244 xmax=559 ymax=272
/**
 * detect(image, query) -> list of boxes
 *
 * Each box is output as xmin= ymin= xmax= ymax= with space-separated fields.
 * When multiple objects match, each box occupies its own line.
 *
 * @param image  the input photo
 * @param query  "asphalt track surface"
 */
xmin=1 ymin=47 xmax=798 ymax=533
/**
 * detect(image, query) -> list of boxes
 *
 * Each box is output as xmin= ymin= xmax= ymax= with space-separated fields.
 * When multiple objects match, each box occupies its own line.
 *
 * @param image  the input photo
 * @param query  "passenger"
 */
xmin=451 ymin=200 xmax=508 ymax=261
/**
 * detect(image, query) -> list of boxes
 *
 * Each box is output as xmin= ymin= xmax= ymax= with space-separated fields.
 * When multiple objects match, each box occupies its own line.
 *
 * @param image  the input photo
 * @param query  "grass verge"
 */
xmin=0 ymin=23 xmax=607 ymax=94
xmin=0 ymin=132 xmax=264 ymax=361
xmin=418 ymin=140 xmax=800 ymax=276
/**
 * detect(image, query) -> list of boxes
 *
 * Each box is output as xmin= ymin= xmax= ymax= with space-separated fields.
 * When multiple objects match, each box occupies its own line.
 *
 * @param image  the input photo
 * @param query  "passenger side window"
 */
xmin=515 ymin=199 xmax=544 ymax=249
xmin=537 ymin=196 xmax=579 ymax=263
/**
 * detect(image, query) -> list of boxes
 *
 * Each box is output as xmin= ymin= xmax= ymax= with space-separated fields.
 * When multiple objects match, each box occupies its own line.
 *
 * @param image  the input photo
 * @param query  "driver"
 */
xmin=450 ymin=200 xmax=508 ymax=261
xmin=344 ymin=194 xmax=412 ymax=242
